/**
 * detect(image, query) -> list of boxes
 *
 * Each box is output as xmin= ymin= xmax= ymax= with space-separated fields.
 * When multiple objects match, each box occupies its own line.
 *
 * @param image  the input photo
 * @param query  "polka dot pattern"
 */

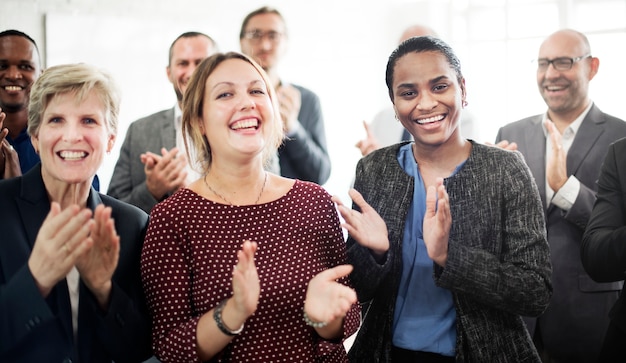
xmin=141 ymin=180 xmax=360 ymax=362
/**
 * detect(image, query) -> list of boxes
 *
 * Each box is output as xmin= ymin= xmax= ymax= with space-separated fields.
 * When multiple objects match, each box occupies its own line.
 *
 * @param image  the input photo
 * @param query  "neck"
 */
xmin=547 ymin=101 xmax=589 ymax=134
xmin=204 ymin=159 xmax=268 ymax=205
xmin=2 ymin=109 xmax=28 ymax=139
xmin=44 ymin=178 xmax=92 ymax=210
xmin=413 ymin=133 xmax=470 ymax=173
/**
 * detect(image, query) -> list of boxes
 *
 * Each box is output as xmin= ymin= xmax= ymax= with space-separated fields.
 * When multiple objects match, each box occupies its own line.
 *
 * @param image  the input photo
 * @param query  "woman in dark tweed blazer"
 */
xmin=333 ymin=36 xmax=552 ymax=362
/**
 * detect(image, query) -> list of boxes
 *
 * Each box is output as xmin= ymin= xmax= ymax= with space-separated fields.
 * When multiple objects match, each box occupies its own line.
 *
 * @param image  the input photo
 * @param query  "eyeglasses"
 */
xmin=243 ymin=30 xmax=283 ymax=43
xmin=536 ymin=54 xmax=592 ymax=71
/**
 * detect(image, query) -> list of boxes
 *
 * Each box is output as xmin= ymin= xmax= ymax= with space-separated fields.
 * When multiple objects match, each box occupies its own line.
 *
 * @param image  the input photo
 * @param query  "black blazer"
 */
xmin=582 ymin=137 xmax=626 ymax=362
xmin=0 ymin=164 xmax=152 ymax=363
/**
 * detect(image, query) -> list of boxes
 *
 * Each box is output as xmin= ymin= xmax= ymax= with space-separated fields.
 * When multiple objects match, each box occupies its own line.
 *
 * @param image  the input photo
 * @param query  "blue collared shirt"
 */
xmin=391 ymin=143 xmax=460 ymax=356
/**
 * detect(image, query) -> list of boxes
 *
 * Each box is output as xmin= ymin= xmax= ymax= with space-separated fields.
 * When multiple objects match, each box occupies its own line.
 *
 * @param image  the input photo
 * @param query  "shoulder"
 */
xmin=467 ymin=142 xmax=527 ymax=173
xmin=99 ymin=193 xmax=149 ymax=224
xmin=0 ymin=176 xmax=22 ymax=205
xmin=500 ymin=114 xmax=542 ymax=131
xmin=290 ymin=84 xmax=320 ymax=102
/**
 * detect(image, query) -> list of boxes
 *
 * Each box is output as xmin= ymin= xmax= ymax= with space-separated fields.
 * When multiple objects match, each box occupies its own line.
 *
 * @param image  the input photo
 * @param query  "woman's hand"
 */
xmin=332 ymin=189 xmax=389 ymax=257
xmin=76 ymin=204 xmax=120 ymax=309
xmin=304 ymin=265 xmax=357 ymax=339
xmin=225 ymin=241 xmax=260 ymax=328
xmin=28 ymin=202 xmax=94 ymax=297
xmin=304 ymin=265 xmax=356 ymax=323
xmin=423 ymin=178 xmax=451 ymax=267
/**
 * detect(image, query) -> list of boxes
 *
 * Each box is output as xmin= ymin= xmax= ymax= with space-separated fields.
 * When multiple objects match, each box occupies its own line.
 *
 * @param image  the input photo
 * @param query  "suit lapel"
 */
xmin=16 ymin=166 xmax=75 ymax=349
xmin=161 ymin=107 xmax=176 ymax=150
xmin=524 ymin=117 xmax=548 ymax=209
xmin=16 ymin=164 xmax=51 ymax=248
xmin=567 ymin=105 xmax=604 ymax=176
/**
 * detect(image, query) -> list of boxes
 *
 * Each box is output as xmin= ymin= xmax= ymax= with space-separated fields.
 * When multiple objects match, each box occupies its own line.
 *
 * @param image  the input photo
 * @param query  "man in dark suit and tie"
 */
xmin=496 ymin=29 xmax=626 ymax=363
xmin=108 ymin=32 xmax=217 ymax=213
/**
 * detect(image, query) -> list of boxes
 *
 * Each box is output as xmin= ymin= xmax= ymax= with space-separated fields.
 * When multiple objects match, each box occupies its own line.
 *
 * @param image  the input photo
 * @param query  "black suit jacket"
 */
xmin=0 ymin=164 xmax=152 ymax=363
xmin=582 ymin=137 xmax=626 ymax=362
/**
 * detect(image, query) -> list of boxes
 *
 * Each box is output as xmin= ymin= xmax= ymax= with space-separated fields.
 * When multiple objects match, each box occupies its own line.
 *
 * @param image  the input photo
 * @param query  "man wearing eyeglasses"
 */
xmin=239 ymin=6 xmax=331 ymax=185
xmin=496 ymin=29 xmax=626 ymax=363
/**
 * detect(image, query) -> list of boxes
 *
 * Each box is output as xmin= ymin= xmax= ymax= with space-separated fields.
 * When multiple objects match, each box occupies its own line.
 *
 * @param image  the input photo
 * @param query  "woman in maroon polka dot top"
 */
xmin=140 ymin=52 xmax=361 ymax=363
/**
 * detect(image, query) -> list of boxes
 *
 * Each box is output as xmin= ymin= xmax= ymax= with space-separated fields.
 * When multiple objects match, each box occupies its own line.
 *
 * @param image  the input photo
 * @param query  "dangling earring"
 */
xmin=462 ymin=100 xmax=468 ymax=108
xmin=394 ymin=114 xmax=399 ymax=121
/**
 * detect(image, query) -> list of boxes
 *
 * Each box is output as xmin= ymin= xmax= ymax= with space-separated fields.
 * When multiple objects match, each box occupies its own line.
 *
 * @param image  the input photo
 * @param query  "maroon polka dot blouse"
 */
xmin=141 ymin=180 xmax=360 ymax=362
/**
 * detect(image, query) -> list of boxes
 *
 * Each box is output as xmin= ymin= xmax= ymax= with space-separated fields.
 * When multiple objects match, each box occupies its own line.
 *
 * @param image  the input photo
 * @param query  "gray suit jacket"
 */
xmin=496 ymin=104 xmax=626 ymax=362
xmin=108 ymin=108 xmax=176 ymax=214
xmin=348 ymin=141 xmax=551 ymax=362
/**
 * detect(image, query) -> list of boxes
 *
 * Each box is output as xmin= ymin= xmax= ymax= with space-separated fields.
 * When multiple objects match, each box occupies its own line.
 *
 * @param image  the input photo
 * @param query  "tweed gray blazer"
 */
xmin=347 ymin=141 xmax=552 ymax=363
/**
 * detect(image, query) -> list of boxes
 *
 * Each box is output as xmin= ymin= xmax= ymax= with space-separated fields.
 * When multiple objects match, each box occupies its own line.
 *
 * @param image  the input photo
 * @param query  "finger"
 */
xmin=426 ymin=183 xmax=438 ymax=216
xmin=317 ymin=264 xmax=354 ymax=282
xmin=331 ymin=195 xmax=347 ymax=210
xmin=362 ymin=120 xmax=373 ymax=138
xmin=347 ymin=188 xmax=372 ymax=213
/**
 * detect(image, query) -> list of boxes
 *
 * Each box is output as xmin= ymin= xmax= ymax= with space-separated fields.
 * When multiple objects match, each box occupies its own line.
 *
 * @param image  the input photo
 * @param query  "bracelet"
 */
xmin=213 ymin=299 xmax=244 ymax=336
xmin=303 ymin=309 xmax=328 ymax=328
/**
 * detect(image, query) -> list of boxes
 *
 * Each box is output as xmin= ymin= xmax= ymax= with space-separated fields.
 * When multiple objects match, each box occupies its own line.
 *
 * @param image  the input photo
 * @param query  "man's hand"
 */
xmin=277 ymin=84 xmax=301 ymax=133
xmin=355 ymin=120 xmax=381 ymax=156
xmin=141 ymin=147 xmax=188 ymax=200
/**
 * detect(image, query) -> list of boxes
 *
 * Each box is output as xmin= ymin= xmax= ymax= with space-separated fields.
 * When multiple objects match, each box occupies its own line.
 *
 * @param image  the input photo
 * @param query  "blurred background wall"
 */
xmin=3 ymin=0 xmax=625 ymax=200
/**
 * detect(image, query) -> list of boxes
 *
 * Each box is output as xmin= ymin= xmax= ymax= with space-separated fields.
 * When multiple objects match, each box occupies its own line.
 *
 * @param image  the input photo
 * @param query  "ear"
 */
xmin=588 ymin=57 xmax=600 ymax=81
xmin=197 ymin=117 xmax=205 ymax=135
xmin=460 ymin=77 xmax=468 ymax=106
xmin=30 ymin=134 xmax=39 ymax=154
xmin=107 ymin=133 xmax=116 ymax=153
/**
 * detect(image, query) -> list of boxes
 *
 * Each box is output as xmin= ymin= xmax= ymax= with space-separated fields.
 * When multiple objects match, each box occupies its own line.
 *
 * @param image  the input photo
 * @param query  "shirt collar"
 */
xmin=541 ymin=101 xmax=593 ymax=137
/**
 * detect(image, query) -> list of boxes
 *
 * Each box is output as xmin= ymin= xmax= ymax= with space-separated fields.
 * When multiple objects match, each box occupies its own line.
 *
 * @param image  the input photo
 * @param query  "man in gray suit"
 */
xmin=108 ymin=32 xmax=217 ymax=213
xmin=496 ymin=29 xmax=626 ymax=363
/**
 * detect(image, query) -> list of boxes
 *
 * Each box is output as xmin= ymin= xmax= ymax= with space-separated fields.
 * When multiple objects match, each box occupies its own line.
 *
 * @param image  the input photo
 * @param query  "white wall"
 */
xmin=1 ymin=0 xmax=439 ymax=201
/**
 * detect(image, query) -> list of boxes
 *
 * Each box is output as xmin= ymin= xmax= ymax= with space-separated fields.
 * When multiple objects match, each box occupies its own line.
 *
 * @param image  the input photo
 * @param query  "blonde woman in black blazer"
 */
xmin=0 ymin=64 xmax=151 ymax=362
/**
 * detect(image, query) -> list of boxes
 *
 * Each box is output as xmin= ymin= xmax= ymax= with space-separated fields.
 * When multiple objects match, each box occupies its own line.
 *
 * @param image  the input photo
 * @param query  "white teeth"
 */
xmin=59 ymin=151 xmax=87 ymax=160
xmin=4 ymin=86 xmax=23 ymax=91
xmin=416 ymin=115 xmax=445 ymax=124
xmin=231 ymin=118 xmax=259 ymax=130
xmin=547 ymin=86 xmax=565 ymax=91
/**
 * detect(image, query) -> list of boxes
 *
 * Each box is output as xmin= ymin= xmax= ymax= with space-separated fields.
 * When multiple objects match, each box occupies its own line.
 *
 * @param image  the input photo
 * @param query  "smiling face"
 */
xmin=391 ymin=51 xmax=466 ymax=147
xmin=31 ymin=90 xmax=114 ymax=187
xmin=167 ymin=35 xmax=215 ymax=103
xmin=536 ymin=30 xmax=597 ymax=120
xmin=240 ymin=12 xmax=287 ymax=73
xmin=201 ymin=58 xmax=274 ymax=163
xmin=0 ymin=35 xmax=41 ymax=113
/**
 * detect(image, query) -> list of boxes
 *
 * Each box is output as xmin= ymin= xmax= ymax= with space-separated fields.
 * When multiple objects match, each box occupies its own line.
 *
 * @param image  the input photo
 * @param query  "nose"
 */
xmin=63 ymin=121 xmax=83 ymax=142
xmin=416 ymin=91 xmax=437 ymax=111
xmin=5 ymin=65 xmax=23 ymax=80
xmin=239 ymin=93 xmax=256 ymax=110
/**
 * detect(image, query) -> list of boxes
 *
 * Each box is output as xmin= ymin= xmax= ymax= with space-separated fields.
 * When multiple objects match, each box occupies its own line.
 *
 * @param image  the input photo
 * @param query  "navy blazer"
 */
xmin=0 ymin=164 xmax=152 ymax=363
xmin=496 ymin=104 xmax=626 ymax=362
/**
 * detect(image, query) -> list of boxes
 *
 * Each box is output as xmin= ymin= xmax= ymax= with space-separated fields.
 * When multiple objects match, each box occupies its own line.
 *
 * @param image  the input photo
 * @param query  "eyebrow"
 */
xmin=396 ymin=75 xmax=450 ymax=90
xmin=212 ymin=79 xmax=265 ymax=89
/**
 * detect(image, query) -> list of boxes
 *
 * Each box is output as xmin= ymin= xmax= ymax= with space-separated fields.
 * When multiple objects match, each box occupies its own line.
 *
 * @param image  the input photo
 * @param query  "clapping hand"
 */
xmin=332 ymin=189 xmax=389 ymax=258
xmin=423 ymin=178 xmax=451 ymax=267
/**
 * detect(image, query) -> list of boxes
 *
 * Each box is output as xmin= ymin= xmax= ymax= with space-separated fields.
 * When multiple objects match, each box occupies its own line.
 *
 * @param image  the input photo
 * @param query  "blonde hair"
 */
xmin=28 ymin=63 xmax=120 ymax=137
xmin=182 ymin=52 xmax=283 ymax=175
